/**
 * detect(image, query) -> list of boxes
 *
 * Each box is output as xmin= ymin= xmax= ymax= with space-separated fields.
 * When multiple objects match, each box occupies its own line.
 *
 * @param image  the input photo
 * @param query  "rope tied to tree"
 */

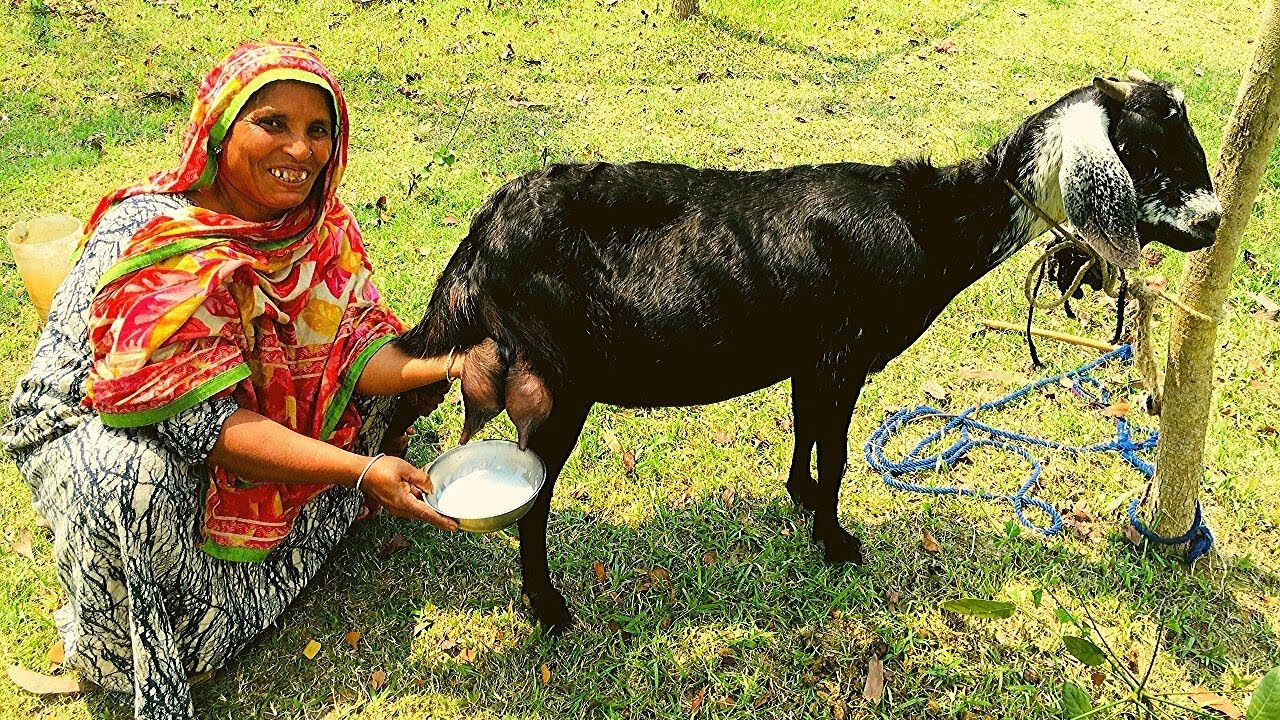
xmin=864 ymin=343 xmax=1214 ymax=563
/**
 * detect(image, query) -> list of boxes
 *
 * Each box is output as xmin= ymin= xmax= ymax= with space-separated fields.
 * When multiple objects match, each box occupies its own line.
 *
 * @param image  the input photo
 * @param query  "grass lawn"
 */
xmin=2 ymin=0 xmax=1278 ymax=718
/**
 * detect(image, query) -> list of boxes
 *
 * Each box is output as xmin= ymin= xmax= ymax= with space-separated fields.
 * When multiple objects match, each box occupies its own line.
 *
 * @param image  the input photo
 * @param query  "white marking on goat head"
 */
xmin=1057 ymin=98 xmax=1142 ymax=268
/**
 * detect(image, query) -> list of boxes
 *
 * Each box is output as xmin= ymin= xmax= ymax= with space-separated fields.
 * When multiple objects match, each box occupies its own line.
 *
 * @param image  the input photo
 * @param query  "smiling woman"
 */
xmin=0 ymin=42 xmax=465 ymax=720
xmin=191 ymin=80 xmax=335 ymax=221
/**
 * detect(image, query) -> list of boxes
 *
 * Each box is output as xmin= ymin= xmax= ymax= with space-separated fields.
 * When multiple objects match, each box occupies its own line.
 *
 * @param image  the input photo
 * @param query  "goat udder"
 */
xmin=459 ymin=338 xmax=506 ymax=444
xmin=505 ymin=358 xmax=553 ymax=451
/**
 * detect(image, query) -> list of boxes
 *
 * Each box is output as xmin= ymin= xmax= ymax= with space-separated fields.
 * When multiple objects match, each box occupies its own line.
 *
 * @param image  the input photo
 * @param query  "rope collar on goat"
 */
xmin=1002 ymin=179 xmax=1215 ymax=414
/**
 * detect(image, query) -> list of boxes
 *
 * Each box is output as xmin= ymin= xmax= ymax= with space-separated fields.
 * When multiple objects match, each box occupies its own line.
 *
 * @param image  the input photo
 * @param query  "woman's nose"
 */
xmin=282 ymin=134 xmax=312 ymax=160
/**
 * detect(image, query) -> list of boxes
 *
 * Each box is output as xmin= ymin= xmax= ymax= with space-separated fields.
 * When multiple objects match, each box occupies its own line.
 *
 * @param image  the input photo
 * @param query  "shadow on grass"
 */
xmin=54 ymin=484 xmax=1277 ymax=719
xmin=697 ymin=0 xmax=1002 ymax=84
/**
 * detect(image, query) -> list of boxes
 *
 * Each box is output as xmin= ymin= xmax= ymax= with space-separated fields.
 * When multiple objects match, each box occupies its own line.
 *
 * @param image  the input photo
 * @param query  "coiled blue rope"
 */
xmin=863 ymin=344 xmax=1213 ymax=562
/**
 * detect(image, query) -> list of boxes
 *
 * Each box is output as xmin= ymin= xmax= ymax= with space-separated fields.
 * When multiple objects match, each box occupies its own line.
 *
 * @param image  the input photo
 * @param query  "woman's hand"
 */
xmin=381 ymin=381 xmax=451 ymax=456
xmin=359 ymin=455 xmax=459 ymax=531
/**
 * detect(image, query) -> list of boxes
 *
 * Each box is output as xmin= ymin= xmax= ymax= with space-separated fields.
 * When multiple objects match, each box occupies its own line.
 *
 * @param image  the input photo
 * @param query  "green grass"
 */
xmin=2 ymin=0 xmax=1279 ymax=717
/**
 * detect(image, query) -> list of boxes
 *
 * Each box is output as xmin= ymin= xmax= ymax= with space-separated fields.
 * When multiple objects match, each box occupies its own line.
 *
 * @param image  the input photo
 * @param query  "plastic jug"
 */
xmin=7 ymin=214 xmax=82 ymax=323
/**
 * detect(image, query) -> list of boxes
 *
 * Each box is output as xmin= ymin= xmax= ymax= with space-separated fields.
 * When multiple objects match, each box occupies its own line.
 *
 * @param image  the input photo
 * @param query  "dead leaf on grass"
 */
xmin=47 ymin=641 xmax=64 ymax=667
xmin=1101 ymin=400 xmax=1131 ymax=418
xmin=958 ymin=367 xmax=1017 ymax=383
xmin=344 ymin=631 xmax=361 ymax=650
xmin=934 ymin=38 xmax=959 ymax=54
xmin=370 ymin=669 xmax=387 ymax=691
xmin=1188 ymin=687 xmax=1243 ymax=719
xmin=701 ymin=550 xmax=718 ymax=565
xmin=540 ymin=663 xmax=550 ymax=685
xmin=690 ymin=686 xmax=707 ymax=714
xmin=863 ymin=654 xmax=885 ymax=703
xmin=922 ymin=381 xmax=949 ymax=401
xmin=6 ymin=666 xmax=80 ymax=695
xmin=721 ymin=487 xmax=735 ymax=506
xmin=381 ymin=533 xmax=412 ymax=559
xmin=302 ymin=639 xmax=321 ymax=660
xmin=601 ymin=429 xmax=622 ymax=454
xmin=11 ymin=528 xmax=33 ymax=560
xmin=885 ymin=588 xmax=902 ymax=609
xmin=622 ymin=450 xmax=636 ymax=475
xmin=593 ymin=562 xmax=607 ymax=583
xmin=1122 ymin=524 xmax=1144 ymax=546
xmin=921 ymin=530 xmax=941 ymax=553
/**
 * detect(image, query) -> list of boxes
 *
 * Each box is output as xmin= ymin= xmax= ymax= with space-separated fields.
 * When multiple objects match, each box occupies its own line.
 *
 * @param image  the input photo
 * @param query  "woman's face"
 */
xmin=211 ymin=80 xmax=335 ymax=222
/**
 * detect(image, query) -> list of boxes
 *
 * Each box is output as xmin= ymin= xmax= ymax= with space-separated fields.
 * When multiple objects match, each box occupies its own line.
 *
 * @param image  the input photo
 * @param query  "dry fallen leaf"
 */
xmin=458 ymin=647 xmax=477 ymax=663
xmin=934 ymin=38 xmax=959 ymax=53
xmin=1091 ymin=671 xmax=1106 ymax=687
xmin=302 ymin=640 xmax=321 ymax=660
xmin=7 ymin=666 xmax=80 ymax=695
xmin=622 ymin=450 xmax=636 ymax=475
xmin=649 ymin=567 xmax=670 ymax=582
xmin=370 ymin=669 xmax=387 ymax=691
xmin=1122 ymin=524 xmax=1144 ymax=547
xmin=701 ymin=550 xmax=718 ymax=565
xmin=1102 ymin=400 xmax=1132 ymax=418
xmin=439 ymin=636 xmax=457 ymax=651
xmin=922 ymin=381 xmax=949 ymax=402
xmin=1059 ymin=375 xmax=1075 ymax=389
xmin=1188 ymin=687 xmax=1243 ymax=719
xmin=752 ymin=691 xmax=773 ymax=708
xmin=380 ymin=533 xmax=412 ymax=559
xmin=601 ymin=429 xmax=622 ymax=455
xmin=958 ymin=367 xmax=1017 ymax=383
xmin=440 ymin=214 xmax=460 ymax=226
xmin=47 ymin=641 xmax=64 ymax=667
xmin=885 ymin=589 xmax=902 ymax=609
xmin=539 ymin=663 xmax=551 ymax=686
xmin=921 ymin=530 xmax=941 ymax=553
xmin=11 ymin=528 xmax=33 ymax=560
xmin=714 ymin=430 xmax=731 ymax=445
xmin=593 ymin=562 xmax=607 ymax=583
xmin=863 ymin=654 xmax=885 ymax=703
xmin=721 ymin=487 xmax=735 ymax=506
xmin=690 ymin=686 xmax=707 ymax=714
xmin=344 ymin=631 xmax=360 ymax=650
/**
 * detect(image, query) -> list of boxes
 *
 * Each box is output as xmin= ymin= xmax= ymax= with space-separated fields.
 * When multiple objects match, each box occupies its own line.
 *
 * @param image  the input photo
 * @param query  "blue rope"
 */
xmin=863 ymin=344 xmax=1213 ymax=562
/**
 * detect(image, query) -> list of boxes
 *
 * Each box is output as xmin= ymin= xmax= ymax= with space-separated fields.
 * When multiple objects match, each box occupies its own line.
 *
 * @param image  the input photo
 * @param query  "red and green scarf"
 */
xmin=84 ymin=42 xmax=402 ymax=561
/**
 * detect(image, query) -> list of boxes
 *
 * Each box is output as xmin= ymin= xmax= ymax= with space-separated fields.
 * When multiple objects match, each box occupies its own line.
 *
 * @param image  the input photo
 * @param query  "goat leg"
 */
xmin=517 ymin=398 xmax=592 ymax=634
xmin=785 ymin=372 xmax=821 ymax=513
xmin=810 ymin=368 xmax=867 ymax=565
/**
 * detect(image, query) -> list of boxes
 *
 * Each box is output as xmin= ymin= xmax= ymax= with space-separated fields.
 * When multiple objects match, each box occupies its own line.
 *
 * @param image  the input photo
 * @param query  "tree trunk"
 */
xmin=1153 ymin=0 xmax=1280 ymax=547
xmin=671 ymin=0 xmax=699 ymax=20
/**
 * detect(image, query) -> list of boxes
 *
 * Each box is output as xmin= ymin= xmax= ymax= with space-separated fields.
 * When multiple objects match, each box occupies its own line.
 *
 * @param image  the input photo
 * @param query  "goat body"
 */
xmin=398 ymin=77 xmax=1220 ymax=632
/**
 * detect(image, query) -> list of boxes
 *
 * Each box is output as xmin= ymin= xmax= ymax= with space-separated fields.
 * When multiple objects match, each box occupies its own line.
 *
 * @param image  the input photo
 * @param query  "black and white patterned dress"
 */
xmin=1 ymin=193 xmax=392 ymax=719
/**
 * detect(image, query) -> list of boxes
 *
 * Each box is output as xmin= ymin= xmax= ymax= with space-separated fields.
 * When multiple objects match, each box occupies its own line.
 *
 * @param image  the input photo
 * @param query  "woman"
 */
xmin=1 ymin=42 xmax=458 ymax=718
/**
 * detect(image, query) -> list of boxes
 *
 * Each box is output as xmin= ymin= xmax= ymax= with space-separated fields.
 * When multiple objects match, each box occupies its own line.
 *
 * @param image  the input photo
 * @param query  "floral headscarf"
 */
xmin=84 ymin=41 xmax=403 ymax=561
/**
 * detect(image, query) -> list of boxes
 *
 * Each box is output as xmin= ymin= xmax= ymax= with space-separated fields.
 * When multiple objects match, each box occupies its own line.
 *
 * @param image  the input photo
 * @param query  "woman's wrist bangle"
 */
xmin=355 ymin=453 xmax=386 ymax=493
xmin=444 ymin=347 xmax=457 ymax=381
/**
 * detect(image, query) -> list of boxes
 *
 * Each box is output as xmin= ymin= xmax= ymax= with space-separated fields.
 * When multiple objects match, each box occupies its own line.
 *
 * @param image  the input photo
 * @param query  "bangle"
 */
xmin=355 ymin=453 xmax=386 ymax=493
xmin=444 ymin=346 xmax=457 ymax=381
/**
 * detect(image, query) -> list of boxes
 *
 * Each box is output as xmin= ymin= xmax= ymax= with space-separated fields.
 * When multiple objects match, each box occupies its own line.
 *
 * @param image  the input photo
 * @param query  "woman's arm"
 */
xmin=207 ymin=408 xmax=458 ymax=530
xmin=355 ymin=343 xmax=462 ymax=396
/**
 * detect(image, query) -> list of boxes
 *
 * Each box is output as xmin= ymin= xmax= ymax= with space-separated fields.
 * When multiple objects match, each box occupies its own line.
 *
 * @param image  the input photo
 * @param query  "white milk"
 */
xmin=434 ymin=468 xmax=531 ymax=518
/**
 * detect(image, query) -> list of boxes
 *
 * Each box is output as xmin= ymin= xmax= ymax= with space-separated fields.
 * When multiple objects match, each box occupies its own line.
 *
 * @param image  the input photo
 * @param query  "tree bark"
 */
xmin=671 ymin=0 xmax=699 ymax=20
xmin=1153 ymin=0 xmax=1280 ymax=546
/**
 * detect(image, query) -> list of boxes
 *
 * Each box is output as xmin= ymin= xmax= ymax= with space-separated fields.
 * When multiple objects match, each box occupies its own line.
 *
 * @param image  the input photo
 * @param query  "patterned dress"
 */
xmin=1 ymin=193 xmax=392 ymax=719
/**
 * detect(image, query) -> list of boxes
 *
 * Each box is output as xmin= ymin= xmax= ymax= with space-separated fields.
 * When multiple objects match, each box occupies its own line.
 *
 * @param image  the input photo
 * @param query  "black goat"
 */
xmin=397 ymin=76 xmax=1220 ymax=632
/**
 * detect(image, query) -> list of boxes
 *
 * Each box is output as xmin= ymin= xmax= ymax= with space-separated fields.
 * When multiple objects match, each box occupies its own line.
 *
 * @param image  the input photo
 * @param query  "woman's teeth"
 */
xmin=269 ymin=168 xmax=309 ymax=183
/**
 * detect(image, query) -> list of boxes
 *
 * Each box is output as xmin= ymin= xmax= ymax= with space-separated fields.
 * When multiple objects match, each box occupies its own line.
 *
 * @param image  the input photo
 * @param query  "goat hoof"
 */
xmin=818 ymin=530 xmax=864 ymax=565
xmin=785 ymin=474 xmax=819 ymax=513
xmin=523 ymin=587 xmax=573 ymax=635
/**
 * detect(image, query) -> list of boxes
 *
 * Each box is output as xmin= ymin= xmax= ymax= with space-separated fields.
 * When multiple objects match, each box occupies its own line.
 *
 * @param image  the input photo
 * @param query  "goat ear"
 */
xmin=1126 ymin=68 xmax=1153 ymax=83
xmin=1059 ymin=101 xmax=1142 ymax=269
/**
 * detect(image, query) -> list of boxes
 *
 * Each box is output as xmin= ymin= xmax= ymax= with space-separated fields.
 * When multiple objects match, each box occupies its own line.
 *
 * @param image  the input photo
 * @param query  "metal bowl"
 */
xmin=424 ymin=439 xmax=546 ymax=533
